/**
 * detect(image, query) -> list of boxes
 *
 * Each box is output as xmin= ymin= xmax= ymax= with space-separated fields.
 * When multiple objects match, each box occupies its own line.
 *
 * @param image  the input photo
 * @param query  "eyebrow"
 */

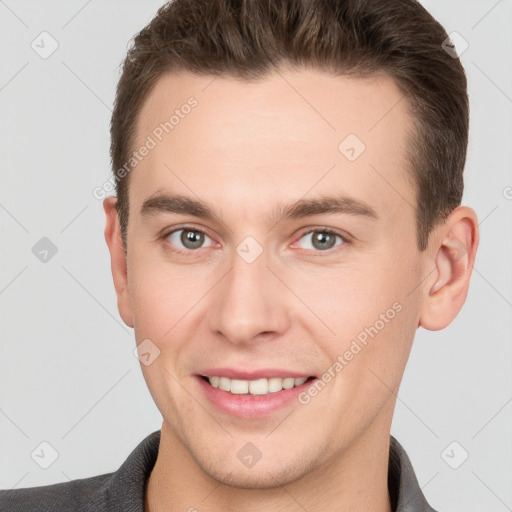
xmin=140 ymin=192 xmax=378 ymax=226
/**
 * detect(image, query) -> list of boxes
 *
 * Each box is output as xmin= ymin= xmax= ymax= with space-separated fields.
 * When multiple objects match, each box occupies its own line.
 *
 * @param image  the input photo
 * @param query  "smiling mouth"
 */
xmin=200 ymin=375 xmax=316 ymax=396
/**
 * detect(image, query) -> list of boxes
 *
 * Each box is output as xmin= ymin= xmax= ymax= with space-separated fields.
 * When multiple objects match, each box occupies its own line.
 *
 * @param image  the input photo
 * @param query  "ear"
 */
xmin=419 ymin=206 xmax=479 ymax=331
xmin=103 ymin=196 xmax=134 ymax=328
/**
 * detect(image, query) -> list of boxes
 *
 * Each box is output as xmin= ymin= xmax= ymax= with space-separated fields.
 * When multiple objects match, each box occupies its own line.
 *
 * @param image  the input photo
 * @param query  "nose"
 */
xmin=208 ymin=244 xmax=291 ymax=346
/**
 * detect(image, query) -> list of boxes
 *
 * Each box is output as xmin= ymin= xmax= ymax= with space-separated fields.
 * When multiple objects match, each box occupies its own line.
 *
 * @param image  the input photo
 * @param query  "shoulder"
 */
xmin=0 ymin=472 xmax=115 ymax=512
xmin=0 ymin=430 xmax=161 ymax=512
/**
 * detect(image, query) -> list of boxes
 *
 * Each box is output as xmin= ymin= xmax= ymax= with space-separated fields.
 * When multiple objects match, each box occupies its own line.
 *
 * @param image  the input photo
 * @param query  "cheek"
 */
xmin=292 ymin=250 xmax=420 ymax=380
xmin=289 ymin=258 xmax=409 ymax=334
xmin=127 ymin=249 xmax=203 ymax=331
xmin=128 ymin=259 xmax=200 ymax=414
xmin=127 ymin=254 xmax=219 ymax=375
xmin=310 ymin=300 xmax=416 ymax=435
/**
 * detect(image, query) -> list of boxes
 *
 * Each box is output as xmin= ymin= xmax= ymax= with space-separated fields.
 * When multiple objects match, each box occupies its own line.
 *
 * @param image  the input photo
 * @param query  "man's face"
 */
xmin=120 ymin=68 xmax=427 ymax=487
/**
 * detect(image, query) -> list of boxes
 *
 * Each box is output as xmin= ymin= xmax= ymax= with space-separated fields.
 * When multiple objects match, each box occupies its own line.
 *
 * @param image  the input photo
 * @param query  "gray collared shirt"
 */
xmin=0 ymin=431 xmax=439 ymax=511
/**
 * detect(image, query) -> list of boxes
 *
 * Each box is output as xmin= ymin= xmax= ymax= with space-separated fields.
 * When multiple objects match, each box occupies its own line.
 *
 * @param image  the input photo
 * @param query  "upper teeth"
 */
xmin=208 ymin=376 xmax=308 ymax=395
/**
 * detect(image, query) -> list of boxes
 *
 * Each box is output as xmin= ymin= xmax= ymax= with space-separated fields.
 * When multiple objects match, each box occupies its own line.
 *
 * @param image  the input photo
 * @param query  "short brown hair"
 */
xmin=110 ymin=0 xmax=468 ymax=252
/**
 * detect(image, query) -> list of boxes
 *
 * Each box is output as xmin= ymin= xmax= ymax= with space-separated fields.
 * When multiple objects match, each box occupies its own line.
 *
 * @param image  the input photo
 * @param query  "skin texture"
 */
xmin=103 ymin=67 xmax=479 ymax=512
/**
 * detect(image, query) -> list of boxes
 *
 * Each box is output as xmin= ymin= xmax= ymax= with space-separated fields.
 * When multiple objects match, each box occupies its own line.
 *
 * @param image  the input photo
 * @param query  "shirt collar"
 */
xmin=388 ymin=435 xmax=439 ymax=511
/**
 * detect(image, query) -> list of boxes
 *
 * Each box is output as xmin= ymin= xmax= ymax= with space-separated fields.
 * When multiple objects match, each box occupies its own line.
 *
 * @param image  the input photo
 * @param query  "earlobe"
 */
xmin=103 ymin=196 xmax=134 ymax=329
xmin=419 ymin=206 xmax=479 ymax=331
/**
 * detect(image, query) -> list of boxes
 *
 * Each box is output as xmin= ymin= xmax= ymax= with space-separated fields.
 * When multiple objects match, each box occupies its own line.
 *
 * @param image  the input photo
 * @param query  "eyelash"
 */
xmin=160 ymin=225 xmax=350 ymax=257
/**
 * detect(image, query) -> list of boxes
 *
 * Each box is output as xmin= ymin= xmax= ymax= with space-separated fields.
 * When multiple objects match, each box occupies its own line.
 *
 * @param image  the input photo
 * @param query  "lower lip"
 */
xmin=196 ymin=376 xmax=317 ymax=419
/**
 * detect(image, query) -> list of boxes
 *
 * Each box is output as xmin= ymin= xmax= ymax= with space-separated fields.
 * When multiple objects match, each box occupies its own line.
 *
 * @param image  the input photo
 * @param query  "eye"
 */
xmin=164 ymin=227 xmax=214 ymax=252
xmin=295 ymin=229 xmax=345 ymax=252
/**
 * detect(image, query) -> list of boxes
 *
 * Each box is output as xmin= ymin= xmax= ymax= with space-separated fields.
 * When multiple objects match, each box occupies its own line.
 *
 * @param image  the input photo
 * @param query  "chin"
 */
xmin=189 ymin=444 xmax=319 ymax=490
xmin=204 ymin=463 xmax=308 ymax=490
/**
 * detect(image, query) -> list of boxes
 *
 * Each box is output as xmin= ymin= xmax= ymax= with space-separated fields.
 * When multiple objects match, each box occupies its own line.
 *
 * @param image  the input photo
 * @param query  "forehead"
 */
xmin=130 ymin=68 xmax=414 ymax=223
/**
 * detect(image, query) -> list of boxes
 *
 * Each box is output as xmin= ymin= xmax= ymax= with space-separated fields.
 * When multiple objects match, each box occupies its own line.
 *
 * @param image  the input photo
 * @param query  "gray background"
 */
xmin=1 ymin=1 xmax=511 ymax=510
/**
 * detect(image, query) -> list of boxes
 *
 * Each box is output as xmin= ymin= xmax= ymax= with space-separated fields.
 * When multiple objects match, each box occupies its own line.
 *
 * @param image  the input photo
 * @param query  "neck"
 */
xmin=145 ymin=417 xmax=394 ymax=512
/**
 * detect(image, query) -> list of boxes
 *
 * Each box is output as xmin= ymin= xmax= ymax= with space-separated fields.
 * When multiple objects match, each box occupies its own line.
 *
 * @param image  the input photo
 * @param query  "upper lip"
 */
xmin=199 ymin=368 xmax=314 ymax=380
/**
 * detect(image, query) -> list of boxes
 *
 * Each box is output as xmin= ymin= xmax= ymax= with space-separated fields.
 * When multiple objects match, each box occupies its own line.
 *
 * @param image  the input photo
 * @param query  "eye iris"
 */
xmin=312 ymin=231 xmax=337 ymax=250
xmin=181 ymin=229 xmax=204 ymax=249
